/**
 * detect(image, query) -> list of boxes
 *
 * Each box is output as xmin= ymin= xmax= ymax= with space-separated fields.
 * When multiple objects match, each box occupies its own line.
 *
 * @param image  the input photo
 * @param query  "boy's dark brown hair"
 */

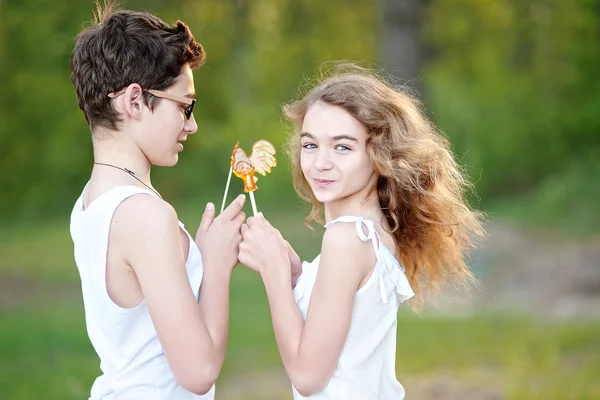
xmin=70 ymin=1 xmax=205 ymax=132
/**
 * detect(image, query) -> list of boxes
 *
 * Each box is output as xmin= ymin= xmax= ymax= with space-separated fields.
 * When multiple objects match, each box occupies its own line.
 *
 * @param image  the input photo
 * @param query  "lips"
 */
xmin=177 ymin=137 xmax=187 ymax=151
xmin=313 ymin=178 xmax=335 ymax=188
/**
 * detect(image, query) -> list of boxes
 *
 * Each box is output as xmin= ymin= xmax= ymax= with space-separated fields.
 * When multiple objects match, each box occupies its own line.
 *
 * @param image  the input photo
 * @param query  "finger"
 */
xmin=222 ymin=194 xmax=246 ymax=221
xmin=246 ymin=216 xmax=256 ymax=227
xmin=257 ymin=216 xmax=273 ymax=230
xmin=238 ymin=241 xmax=248 ymax=257
xmin=237 ymin=250 xmax=246 ymax=265
xmin=199 ymin=202 xmax=215 ymax=231
xmin=238 ymin=253 xmax=252 ymax=269
xmin=234 ymin=211 xmax=246 ymax=226
xmin=241 ymin=223 xmax=249 ymax=236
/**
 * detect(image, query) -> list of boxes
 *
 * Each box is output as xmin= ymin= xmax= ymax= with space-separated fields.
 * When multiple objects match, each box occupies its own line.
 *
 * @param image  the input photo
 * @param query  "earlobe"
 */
xmin=123 ymin=84 xmax=145 ymax=120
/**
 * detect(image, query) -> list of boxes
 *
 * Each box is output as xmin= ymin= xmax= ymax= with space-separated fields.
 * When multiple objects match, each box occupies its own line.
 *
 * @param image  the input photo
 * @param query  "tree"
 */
xmin=381 ymin=0 xmax=430 ymax=95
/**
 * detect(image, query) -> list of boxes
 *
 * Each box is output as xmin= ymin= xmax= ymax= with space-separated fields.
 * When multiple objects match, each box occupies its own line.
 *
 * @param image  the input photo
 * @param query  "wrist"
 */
xmin=261 ymin=257 xmax=292 ymax=288
xmin=264 ymin=274 xmax=293 ymax=300
xmin=202 ymin=261 xmax=233 ymax=281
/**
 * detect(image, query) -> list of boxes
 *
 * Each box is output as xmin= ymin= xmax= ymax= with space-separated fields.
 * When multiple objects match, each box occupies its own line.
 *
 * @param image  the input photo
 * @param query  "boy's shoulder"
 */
xmin=114 ymin=193 xmax=178 ymax=229
xmin=109 ymin=194 xmax=182 ymax=260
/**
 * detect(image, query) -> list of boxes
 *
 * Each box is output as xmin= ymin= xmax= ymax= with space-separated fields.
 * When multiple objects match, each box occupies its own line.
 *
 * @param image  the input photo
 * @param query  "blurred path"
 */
xmin=462 ymin=220 xmax=600 ymax=319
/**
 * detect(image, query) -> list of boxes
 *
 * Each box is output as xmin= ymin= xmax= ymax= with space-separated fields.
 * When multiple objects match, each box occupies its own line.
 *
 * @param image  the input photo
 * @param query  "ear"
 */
xmin=122 ymin=84 xmax=145 ymax=120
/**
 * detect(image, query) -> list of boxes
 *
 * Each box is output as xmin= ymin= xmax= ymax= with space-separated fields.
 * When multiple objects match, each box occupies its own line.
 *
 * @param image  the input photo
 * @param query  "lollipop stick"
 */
xmin=249 ymin=191 xmax=258 ymax=217
xmin=220 ymin=167 xmax=233 ymax=214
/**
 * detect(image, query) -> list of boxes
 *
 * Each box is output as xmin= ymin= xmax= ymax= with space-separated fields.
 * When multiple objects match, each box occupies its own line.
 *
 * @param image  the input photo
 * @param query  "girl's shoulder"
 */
xmin=320 ymin=220 xmax=377 ymax=272
xmin=322 ymin=218 xmax=368 ymax=248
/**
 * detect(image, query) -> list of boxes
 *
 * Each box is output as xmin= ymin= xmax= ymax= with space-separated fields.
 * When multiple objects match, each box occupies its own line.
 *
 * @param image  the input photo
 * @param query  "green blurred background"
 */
xmin=1 ymin=0 xmax=599 ymax=399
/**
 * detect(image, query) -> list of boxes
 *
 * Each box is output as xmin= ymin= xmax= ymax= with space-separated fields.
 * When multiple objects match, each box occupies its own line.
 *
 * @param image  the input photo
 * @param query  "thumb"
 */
xmin=199 ymin=202 xmax=215 ymax=231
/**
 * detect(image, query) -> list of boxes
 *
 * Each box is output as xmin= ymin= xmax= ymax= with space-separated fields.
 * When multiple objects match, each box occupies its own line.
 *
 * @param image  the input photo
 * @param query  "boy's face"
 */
xmin=133 ymin=64 xmax=198 ymax=167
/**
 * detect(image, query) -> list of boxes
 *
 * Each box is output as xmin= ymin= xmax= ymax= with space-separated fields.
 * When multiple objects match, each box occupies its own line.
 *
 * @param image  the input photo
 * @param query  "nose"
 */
xmin=314 ymin=148 xmax=333 ymax=172
xmin=184 ymin=113 xmax=198 ymax=134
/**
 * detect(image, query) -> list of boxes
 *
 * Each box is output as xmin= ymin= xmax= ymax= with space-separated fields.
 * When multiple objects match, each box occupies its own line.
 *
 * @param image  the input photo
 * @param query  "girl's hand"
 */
xmin=238 ymin=215 xmax=290 ymax=284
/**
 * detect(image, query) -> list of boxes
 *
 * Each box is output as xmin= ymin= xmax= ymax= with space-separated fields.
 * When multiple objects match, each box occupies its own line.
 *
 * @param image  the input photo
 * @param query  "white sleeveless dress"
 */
xmin=70 ymin=184 xmax=215 ymax=399
xmin=292 ymin=216 xmax=414 ymax=399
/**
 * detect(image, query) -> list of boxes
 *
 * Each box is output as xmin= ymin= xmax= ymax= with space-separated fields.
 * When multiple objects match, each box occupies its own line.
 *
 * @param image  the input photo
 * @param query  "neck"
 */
xmin=324 ymin=175 xmax=382 ymax=223
xmin=92 ymin=129 xmax=152 ymax=185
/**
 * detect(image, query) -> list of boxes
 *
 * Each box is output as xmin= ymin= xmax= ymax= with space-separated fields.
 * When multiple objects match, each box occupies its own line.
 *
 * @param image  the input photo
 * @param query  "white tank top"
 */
xmin=69 ymin=184 xmax=215 ymax=400
xmin=292 ymin=216 xmax=414 ymax=400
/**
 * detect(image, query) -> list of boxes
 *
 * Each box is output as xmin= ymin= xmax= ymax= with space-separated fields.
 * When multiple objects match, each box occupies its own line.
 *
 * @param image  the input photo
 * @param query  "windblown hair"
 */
xmin=70 ymin=0 xmax=205 ymax=132
xmin=284 ymin=64 xmax=485 ymax=306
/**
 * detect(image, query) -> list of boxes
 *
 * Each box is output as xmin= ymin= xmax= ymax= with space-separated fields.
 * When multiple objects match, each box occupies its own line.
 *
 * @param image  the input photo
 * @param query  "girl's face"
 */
xmin=133 ymin=64 xmax=198 ymax=167
xmin=300 ymin=101 xmax=375 ymax=205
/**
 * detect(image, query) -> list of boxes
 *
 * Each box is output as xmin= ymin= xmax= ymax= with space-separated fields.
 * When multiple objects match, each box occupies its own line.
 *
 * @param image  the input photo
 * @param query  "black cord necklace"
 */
xmin=94 ymin=162 xmax=162 ymax=199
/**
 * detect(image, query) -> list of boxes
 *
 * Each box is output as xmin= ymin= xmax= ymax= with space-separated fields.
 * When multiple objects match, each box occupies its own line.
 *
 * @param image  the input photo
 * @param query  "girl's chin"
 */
xmin=313 ymin=193 xmax=338 ymax=204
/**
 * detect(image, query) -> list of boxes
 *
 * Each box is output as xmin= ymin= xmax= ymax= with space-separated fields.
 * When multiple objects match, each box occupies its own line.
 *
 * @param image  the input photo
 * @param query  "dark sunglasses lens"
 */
xmin=185 ymin=100 xmax=196 ymax=119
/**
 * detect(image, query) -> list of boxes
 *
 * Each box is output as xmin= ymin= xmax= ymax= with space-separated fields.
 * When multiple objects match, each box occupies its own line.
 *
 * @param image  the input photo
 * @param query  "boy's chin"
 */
xmin=152 ymin=155 xmax=179 ymax=167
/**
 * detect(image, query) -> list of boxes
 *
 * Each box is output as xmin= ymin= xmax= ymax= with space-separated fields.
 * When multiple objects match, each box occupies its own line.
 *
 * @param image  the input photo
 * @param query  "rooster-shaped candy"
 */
xmin=220 ymin=140 xmax=277 ymax=216
xmin=231 ymin=140 xmax=277 ymax=192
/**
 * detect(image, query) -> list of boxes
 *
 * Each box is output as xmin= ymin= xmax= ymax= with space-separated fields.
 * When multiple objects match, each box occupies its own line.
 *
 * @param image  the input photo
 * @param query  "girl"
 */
xmin=238 ymin=66 xmax=484 ymax=399
xmin=69 ymin=3 xmax=244 ymax=398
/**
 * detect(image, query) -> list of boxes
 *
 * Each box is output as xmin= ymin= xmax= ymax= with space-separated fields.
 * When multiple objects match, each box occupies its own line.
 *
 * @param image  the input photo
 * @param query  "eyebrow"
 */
xmin=332 ymin=134 xmax=358 ymax=142
xmin=300 ymin=132 xmax=358 ymax=142
xmin=184 ymin=93 xmax=196 ymax=99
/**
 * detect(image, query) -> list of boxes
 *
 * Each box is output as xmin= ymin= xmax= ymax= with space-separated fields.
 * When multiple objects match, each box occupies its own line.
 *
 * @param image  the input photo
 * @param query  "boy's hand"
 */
xmin=195 ymin=194 xmax=246 ymax=273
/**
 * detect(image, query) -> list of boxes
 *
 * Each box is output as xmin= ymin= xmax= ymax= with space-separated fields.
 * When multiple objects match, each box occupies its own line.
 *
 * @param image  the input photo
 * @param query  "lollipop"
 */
xmin=220 ymin=140 xmax=277 ymax=216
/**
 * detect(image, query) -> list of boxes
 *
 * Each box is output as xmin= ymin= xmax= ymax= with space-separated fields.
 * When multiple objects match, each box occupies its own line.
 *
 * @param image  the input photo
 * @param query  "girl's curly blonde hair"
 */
xmin=284 ymin=64 xmax=485 ymax=306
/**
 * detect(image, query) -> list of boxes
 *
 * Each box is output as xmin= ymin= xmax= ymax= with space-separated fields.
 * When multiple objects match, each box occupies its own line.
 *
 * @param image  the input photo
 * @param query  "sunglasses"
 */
xmin=108 ymin=88 xmax=196 ymax=120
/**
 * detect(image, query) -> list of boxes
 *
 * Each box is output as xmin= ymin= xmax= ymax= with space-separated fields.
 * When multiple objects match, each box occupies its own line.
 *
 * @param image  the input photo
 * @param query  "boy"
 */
xmin=69 ymin=2 xmax=244 ymax=398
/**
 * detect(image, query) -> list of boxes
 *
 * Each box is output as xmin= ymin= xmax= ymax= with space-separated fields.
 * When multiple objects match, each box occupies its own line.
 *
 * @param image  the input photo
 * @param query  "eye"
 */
xmin=302 ymin=143 xmax=317 ymax=150
xmin=335 ymin=144 xmax=351 ymax=151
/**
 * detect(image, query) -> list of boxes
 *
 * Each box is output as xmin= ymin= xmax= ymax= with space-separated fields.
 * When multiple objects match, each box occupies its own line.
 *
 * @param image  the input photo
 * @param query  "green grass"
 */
xmin=1 ymin=205 xmax=599 ymax=399
xmin=2 ymin=298 xmax=599 ymax=399
xmin=396 ymin=311 xmax=600 ymax=399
